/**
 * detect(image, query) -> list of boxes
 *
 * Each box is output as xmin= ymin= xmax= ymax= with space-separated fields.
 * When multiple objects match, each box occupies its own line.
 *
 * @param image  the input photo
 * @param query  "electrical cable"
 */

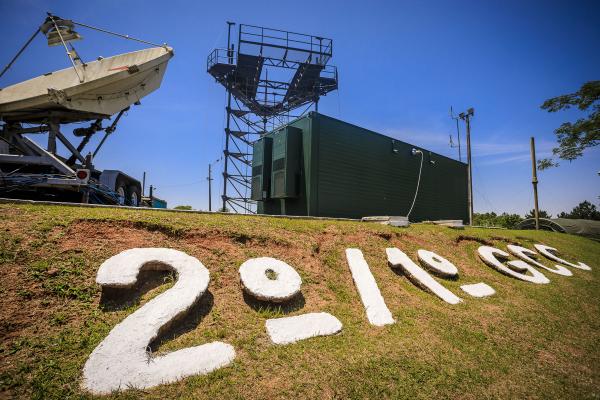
xmin=72 ymin=20 xmax=165 ymax=48
xmin=406 ymin=149 xmax=424 ymax=220
xmin=473 ymin=168 xmax=495 ymax=211
xmin=0 ymin=27 xmax=40 ymax=79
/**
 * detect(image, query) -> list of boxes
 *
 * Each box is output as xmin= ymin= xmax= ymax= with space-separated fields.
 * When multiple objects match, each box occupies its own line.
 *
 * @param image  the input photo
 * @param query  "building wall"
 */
xmin=256 ymin=112 xmax=468 ymax=222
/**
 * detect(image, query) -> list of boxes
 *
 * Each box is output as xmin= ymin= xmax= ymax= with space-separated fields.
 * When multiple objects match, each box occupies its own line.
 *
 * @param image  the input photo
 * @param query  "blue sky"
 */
xmin=1 ymin=0 xmax=598 ymax=215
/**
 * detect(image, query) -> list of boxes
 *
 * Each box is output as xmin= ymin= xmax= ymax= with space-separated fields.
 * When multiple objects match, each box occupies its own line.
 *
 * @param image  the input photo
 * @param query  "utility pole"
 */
xmin=530 ymin=137 xmax=540 ymax=230
xmin=142 ymin=171 xmax=146 ymax=196
xmin=207 ymin=163 xmax=213 ymax=212
xmin=459 ymin=108 xmax=474 ymax=226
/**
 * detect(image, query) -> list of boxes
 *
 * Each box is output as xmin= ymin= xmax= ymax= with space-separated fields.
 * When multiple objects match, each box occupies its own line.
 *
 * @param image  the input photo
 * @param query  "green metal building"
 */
xmin=251 ymin=112 xmax=468 ymax=221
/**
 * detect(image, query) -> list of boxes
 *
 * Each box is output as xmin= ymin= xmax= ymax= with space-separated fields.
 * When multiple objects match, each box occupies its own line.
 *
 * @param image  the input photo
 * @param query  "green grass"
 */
xmin=0 ymin=203 xmax=599 ymax=399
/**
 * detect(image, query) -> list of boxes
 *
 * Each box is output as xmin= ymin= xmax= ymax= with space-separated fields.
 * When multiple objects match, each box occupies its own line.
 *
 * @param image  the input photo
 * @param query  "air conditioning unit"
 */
xmin=270 ymin=126 xmax=302 ymax=199
xmin=250 ymin=137 xmax=273 ymax=201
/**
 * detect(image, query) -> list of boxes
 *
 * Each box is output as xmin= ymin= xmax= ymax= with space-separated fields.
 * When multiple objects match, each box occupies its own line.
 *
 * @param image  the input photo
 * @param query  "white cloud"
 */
xmin=381 ymin=128 xmax=450 ymax=148
xmin=379 ymin=127 xmax=556 ymax=165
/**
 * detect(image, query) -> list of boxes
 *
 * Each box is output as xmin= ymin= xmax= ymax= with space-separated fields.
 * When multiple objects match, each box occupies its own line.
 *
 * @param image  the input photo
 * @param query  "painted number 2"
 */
xmin=82 ymin=248 xmax=235 ymax=395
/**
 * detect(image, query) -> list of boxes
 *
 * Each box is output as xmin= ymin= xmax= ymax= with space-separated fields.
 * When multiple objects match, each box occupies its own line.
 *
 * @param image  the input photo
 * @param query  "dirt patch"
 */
xmin=490 ymin=236 xmax=522 ymax=245
xmin=455 ymin=235 xmax=493 ymax=246
xmin=60 ymin=220 xmax=169 ymax=253
xmin=376 ymin=232 xmax=393 ymax=241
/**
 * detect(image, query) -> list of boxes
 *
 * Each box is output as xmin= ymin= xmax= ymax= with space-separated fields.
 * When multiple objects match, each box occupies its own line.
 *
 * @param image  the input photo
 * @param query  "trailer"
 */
xmin=0 ymin=14 xmax=173 ymax=206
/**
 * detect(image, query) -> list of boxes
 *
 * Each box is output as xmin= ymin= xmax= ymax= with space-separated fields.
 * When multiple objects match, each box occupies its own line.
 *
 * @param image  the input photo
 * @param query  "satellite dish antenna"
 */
xmin=0 ymin=12 xmax=174 ymax=122
xmin=0 ymin=13 xmax=175 ymax=207
xmin=41 ymin=15 xmax=83 ymax=46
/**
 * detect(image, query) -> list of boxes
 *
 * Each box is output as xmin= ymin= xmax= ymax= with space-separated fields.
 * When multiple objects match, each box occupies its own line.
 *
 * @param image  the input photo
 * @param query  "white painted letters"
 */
xmin=265 ymin=313 xmax=343 ymax=345
xmin=238 ymin=257 xmax=343 ymax=344
xmin=507 ymin=245 xmax=572 ymax=276
xmin=534 ymin=244 xmax=592 ymax=271
xmin=83 ymin=241 xmax=590 ymax=393
xmin=477 ymin=246 xmax=550 ymax=284
xmin=239 ymin=257 xmax=302 ymax=302
xmin=460 ymin=282 xmax=495 ymax=297
xmin=417 ymin=249 xmax=459 ymax=279
xmin=386 ymin=248 xmax=462 ymax=304
xmin=82 ymin=248 xmax=235 ymax=395
xmin=345 ymin=248 xmax=395 ymax=326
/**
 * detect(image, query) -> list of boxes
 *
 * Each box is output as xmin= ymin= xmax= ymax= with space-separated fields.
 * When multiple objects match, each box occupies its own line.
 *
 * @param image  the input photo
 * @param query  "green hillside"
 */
xmin=0 ymin=203 xmax=598 ymax=399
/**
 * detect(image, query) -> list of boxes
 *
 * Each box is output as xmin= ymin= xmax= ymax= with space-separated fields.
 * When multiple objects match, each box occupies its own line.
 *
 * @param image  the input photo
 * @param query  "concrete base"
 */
xmin=361 ymin=216 xmax=410 ymax=227
xmin=432 ymin=220 xmax=465 ymax=229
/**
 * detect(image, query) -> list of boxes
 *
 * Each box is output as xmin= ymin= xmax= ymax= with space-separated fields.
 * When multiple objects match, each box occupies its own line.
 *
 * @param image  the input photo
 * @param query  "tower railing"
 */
xmin=207 ymin=23 xmax=338 ymax=214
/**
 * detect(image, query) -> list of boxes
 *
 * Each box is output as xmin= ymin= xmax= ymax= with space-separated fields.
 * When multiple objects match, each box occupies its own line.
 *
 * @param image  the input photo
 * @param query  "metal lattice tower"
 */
xmin=207 ymin=23 xmax=338 ymax=213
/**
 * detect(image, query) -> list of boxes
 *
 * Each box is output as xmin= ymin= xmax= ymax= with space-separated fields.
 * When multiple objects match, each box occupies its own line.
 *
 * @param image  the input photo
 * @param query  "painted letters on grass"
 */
xmin=83 ymin=243 xmax=591 ymax=393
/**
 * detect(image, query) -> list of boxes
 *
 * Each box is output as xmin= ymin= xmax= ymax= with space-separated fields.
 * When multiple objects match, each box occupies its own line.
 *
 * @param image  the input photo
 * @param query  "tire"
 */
xmin=114 ymin=176 xmax=128 ymax=206
xmin=115 ymin=186 xmax=126 ymax=205
xmin=127 ymin=185 xmax=141 ymax=207
xmin=112 ymin=174 xmax=141 ymax=206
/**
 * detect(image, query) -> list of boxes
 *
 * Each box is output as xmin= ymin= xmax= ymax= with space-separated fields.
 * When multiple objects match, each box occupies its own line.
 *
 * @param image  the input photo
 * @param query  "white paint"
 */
xmin=504 ymin=258 xmax=529 ymax=272
xmin=460 ymin=282 xmax=495 ymax=297
xmin=345 ymin=249 xmax=395 ymax=326
xmin=239 ymin=257 xmax=302 ymax=302
xmin=386 ymin=248 xmax=462 ymax=305
xmin=82 ymin=248 xmax=235 ymax=395
xmin=534 ymin=244 xmax=592 ymax=271
xmin=507 ymin=245 xmax=572 ymax=276
xmin=477 ymin=246 xmax=550 ymax=284
xmin=265 ymin=312 xmax=343 ymax=345
xmin=417 ymin=249 xmax=459 ymax=278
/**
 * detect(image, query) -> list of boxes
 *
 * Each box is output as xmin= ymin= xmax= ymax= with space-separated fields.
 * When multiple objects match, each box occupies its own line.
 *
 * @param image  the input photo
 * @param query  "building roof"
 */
xmin=517 ymin=218 xmax=600 ymax=241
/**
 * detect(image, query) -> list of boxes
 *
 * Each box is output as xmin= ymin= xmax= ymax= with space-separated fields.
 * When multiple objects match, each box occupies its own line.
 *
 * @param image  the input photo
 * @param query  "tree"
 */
xmin=524 ymin=209 xmax=551 ymax=219
xmin=174 ymin=205 xmax=193 ymax=210
xmin=557 ymin=201 xmax=600 ymax=220
xmin=472 ymin=212 xmax=523 ymax=229
xmin=538 ymin=80 xmax=600 ymax=169
xmin=496 ymin=213 xmax=525 ymax=229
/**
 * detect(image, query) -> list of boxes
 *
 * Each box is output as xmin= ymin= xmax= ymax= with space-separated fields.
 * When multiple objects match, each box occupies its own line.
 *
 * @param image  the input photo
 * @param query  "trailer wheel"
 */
xmin=114 ymin=176 xmax=129 ymax=206
xmin=127 ymin=186 xmax=141 ymax=207
xmin=115 ymin=185 xmax=126 ymax=205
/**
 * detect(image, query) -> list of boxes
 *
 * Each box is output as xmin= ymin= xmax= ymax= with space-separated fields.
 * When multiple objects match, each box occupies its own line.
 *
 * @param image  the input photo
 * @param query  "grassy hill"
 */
xmin=0 ymin=203 xmax=598 ymax=399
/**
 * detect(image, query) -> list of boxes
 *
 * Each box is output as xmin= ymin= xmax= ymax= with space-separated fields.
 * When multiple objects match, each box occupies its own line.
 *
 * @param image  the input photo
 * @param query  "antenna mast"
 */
xmin=449 ymin=106 xmax=462 ymax=162
xmin=207 ymin=23 xmax=338 ymax=213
